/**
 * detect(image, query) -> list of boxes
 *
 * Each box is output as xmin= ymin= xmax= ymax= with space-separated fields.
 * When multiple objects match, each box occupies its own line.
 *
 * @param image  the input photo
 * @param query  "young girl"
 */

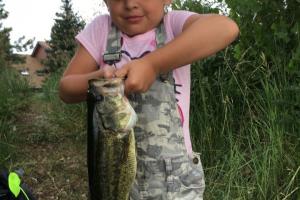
xmin=59 ymin=0 xmax=239 ymax=199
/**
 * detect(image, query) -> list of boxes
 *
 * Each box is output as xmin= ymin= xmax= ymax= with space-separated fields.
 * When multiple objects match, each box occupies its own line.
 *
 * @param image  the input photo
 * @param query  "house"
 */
xmin=12 ymin=41 xmax=51 ymax=89
xmin=31 ymin=41 xmax=50 ymax=62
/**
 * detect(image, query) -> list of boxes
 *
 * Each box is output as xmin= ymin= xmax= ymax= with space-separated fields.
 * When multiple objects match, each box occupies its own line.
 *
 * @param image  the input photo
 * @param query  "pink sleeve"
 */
xmin=75 ymin=15 xmax=110 ymax=66
xmin=165 ymin=10 xmax=197 ymax=38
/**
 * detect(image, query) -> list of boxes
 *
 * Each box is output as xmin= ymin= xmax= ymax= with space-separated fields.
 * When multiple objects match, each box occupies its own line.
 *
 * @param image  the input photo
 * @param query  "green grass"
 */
xmin=190 ymin=50 xmax=300 ymax=199
xmin=0 ymin=67 xmax=31 ymax=164
xmin=0 ymin=67 xmax=88 ymax=199
xmin=40 ymin=69 xmax=86 ymax=142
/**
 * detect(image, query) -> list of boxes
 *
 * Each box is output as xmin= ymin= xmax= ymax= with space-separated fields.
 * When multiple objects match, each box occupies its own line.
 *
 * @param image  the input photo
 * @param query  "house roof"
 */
xmin=31 ymin=41 xmax=50 ymax=57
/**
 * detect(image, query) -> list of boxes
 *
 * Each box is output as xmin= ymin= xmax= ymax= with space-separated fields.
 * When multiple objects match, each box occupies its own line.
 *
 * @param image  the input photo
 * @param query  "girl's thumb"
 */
xmin=114 ymin=65 xmax=128 ymax=78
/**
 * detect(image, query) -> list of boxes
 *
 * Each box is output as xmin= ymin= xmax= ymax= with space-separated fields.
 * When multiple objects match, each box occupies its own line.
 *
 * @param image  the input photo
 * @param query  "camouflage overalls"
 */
xmin=103 ymin=21 xmax=205 ymax=200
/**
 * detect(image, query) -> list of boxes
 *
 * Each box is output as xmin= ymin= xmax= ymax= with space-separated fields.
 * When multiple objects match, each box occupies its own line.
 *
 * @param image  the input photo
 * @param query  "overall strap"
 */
xmin=155 ymin=21 xmax=173 ymax=83
xmin=103 ymin=23 xmax=122 ymax=65
xmin=155 ymin=21 xmax=166 ymax=49
xmin=103 ymin=21 xmax=173 ymax=83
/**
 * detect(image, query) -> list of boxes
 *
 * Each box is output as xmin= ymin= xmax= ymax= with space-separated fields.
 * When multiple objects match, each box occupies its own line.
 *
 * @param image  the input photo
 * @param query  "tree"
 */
xmin=0 ymin=0 xmax=12 ymax=68
xmin=172 ymin=0 xmax=220 ymax=14
xmin=0 ymin=0 xmax=34 ymax=68
xmin=225 ymin=0 xmax=300 ymax=72
xmin=45 ymin=0 xmax=85 ymax=72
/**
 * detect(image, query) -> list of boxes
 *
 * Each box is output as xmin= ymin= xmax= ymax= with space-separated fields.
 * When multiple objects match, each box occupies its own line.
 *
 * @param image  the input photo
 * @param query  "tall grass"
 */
xmin=41 ymin=69 xmax=86 ymax=141
xmin=190 ymin=49 xmax=300 ymax=199
xmin=0 ymin=67 xmax=30 ymax=164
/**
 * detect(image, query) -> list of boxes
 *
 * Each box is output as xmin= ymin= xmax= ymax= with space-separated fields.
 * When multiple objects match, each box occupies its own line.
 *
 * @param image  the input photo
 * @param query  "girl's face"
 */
xmin=105 ymin=0 xmax=172 ymax=36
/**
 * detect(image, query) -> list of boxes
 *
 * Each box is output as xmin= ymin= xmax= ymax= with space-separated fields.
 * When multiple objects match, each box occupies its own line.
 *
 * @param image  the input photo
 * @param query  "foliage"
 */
xmin=45 ymin=0 xmax=85 ymax=72
xmin=0 ymin=70 xmax=30 ymax=118
xmin=225 ymin=0 xmax=300 ymax=73
xmin=0 ymin=67 xmax=30 ymax=164
xmin=190 ymin=52 xmax=300 ymax=199
xmin=0 ymin=0 xmax=12 ymax=68
xmin=0 ymin=0 xmax=33 ymax=166
xmin=0 ymin=0 xmax=34 ymax=68
xmin=172 ymin=0 xmax=220 ymax=13
xmin=173 ymin=0 xmax=300 ymax=199
xmin=42 ymin=68 xmax=86 ymax=133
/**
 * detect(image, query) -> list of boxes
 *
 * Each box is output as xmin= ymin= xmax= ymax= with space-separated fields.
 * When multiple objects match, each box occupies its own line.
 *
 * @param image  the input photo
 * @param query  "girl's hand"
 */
xmin=100 ymin=65 xmax=117 ymax=78
xmin=114 ymin=58 xmax=159 ymax=95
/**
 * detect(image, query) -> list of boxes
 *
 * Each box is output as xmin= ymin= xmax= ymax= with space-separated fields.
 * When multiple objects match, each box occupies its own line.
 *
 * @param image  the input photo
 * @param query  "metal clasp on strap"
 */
xmin=103 ymin=52 xmax=122 ymax=65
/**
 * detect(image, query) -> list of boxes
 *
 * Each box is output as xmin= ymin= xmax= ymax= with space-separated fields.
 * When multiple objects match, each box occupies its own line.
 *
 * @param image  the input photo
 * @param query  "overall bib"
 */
xmin=103 ymin=21 xmax=205 ymax=200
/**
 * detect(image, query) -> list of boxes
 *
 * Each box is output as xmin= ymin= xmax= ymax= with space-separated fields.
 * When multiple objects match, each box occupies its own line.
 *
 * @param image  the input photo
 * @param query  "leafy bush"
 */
xmin=226 ymin=0 xmax=300 ymax=73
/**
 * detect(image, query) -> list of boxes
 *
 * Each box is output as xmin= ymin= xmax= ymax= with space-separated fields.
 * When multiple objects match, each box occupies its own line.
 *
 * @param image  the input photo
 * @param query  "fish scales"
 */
xmin=88 ymin=78 xmax=137 ymax=200
xmin=96 ymin=129 xmax=136 ymax=199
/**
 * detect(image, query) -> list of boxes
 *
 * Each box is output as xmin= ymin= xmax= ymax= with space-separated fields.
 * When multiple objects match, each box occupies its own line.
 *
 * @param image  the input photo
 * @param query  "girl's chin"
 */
xmin=121 ymin=27 xmax=147 ymax=37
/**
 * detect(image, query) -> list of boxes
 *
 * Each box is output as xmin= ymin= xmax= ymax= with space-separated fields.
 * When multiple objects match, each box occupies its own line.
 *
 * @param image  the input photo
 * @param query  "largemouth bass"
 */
xmin=87 ymin=78 xmax=137 ymax=200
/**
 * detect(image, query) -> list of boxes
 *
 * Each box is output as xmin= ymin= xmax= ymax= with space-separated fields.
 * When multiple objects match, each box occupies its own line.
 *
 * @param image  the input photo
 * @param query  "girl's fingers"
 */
xmin=102 ymin=65 xmax=117 ymax=78
xmin=114 ymin=65 xmax=129 ymax=78
xmin=103 ymin=69 xmax=115 ymax=78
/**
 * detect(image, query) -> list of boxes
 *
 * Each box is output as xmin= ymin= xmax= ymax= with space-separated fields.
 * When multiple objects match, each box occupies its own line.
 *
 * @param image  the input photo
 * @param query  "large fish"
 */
xmin=87 ymin=78 xmax=137 ymax=200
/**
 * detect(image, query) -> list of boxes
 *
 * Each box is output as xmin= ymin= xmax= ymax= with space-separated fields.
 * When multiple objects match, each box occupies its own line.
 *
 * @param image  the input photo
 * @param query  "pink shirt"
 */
xmin=76 ymin=10 xmax=196 ymax=154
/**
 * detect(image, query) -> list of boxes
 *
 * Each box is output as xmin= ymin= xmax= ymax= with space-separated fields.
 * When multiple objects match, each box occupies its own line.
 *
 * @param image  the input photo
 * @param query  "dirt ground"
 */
xmin=13 ymin=96 xmax=89 ymax=200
